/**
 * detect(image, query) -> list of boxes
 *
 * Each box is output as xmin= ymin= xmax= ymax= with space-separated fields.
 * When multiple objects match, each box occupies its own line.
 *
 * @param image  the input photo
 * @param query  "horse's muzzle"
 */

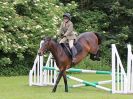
xmin=38 ymin=51 xmax=42 ymax=56
xmin=38 ymin=49 xmax=43 ymax=56
xmin=38 ymin=48 xmax=48 ymax=56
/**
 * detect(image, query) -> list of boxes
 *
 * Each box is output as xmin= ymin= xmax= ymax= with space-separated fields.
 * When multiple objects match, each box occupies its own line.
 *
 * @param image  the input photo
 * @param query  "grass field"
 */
xmin=0 ymin=74 xmax=132 ymax=99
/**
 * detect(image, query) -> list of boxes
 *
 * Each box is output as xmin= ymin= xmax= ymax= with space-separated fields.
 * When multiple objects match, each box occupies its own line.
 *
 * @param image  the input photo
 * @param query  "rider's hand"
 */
xmin=64 ymin=34 xmax=67 ymax=36
xmin=61 ymin=34 xmax=64 ymax=37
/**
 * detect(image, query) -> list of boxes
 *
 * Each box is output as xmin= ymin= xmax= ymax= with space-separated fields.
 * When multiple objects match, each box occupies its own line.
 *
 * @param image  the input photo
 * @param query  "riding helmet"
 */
xmin=63 ymin=13 xmax=71 ymax=20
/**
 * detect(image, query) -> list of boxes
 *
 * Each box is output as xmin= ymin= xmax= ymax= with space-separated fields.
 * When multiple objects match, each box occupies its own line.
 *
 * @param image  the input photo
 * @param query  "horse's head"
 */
xmin=38 ymin=37 xmax=51 ymax=56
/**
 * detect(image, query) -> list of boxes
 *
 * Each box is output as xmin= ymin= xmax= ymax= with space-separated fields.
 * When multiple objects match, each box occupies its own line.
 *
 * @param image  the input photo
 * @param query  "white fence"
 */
xmin=29 ymin=53 xmax=57 ymax=86
xmin=29 ymin=42 xmax=133 ymax=94
xmin=112 ymin=44 xmax=133 ymax=94
xmin=29 ymin=41 xmax=58 ymax=86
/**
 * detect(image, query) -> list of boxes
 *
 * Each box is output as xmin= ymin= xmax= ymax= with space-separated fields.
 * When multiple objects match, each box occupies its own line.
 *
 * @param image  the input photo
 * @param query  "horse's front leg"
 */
xmin=62 ymin=71 xmax=68 ymax=92
xmin=52 ymin=70 xmax=64 ymax=92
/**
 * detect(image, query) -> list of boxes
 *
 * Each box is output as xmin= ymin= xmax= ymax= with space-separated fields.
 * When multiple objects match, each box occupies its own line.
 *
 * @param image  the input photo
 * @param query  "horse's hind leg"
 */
xmin=52 ymin=70 xmax=64 ymax=92
xmin=90 ymin=50 xmax=100 ymax=61
xmin=62 ymin=71 xmax=68 ymax=92
xmin=94 ymin=49 xmax=100 ymax=61
xmin=90 ymin=53 xmax=95 ymax=61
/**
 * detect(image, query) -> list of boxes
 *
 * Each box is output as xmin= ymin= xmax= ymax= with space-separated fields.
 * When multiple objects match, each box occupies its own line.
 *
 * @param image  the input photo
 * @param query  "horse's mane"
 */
xmin=43 ymin=36 xmax=57 ymax=41
xmin=45 ymin=37 xmax=71 ymax=58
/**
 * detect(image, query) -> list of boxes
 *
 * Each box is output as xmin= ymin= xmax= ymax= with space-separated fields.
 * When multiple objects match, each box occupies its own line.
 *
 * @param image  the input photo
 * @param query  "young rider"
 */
xmin=58 ymin=13 xmax=77 ymax=63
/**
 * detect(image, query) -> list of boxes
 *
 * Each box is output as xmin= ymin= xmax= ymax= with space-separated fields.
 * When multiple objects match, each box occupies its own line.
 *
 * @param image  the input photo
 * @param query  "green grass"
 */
xmin=0 ymin=74 xmax=132 ymax=99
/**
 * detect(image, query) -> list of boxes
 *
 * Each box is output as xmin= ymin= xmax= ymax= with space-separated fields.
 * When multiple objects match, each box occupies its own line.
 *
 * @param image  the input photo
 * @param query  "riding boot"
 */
xmin=71 ymin=47 xmax=77 ymax=65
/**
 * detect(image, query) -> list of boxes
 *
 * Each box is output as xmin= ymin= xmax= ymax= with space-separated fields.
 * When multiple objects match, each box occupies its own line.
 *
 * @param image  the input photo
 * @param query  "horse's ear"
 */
xmin=53 ymin=35 xmax=58 ymax=42
xmin=43 ymin=37 xmax=45 ymax=40
xmin=40 ymin=35 xmax=46 ymax=40
xmin=47 ymin=37 xmax=51 ymax=41
xmin=53 ymin=37 xmax=58 ymax=42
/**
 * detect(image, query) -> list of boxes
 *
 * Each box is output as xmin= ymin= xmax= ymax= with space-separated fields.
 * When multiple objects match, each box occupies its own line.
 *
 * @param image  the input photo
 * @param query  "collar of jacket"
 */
xmin=65 ymin=20 xmax=70 ymax=23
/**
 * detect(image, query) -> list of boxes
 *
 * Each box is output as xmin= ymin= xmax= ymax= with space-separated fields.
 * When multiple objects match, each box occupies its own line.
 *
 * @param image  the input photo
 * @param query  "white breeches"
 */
xmin=59 ymin=37 xmax=74 ymax=49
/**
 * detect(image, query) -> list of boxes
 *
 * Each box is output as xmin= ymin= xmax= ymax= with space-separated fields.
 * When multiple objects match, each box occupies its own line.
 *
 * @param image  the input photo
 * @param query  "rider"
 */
xmin=58 ymin=13 xmax=77 ymax=63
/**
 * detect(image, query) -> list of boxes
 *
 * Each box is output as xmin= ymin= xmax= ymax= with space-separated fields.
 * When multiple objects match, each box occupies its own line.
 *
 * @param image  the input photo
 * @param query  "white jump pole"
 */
xmin=70 ymin=80 xmax=112 ymax=88
xmin=67 ymin=75 xmax=112 ymax=92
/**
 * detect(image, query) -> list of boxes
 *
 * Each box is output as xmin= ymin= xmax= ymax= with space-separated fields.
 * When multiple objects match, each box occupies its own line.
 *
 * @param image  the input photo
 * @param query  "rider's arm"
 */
xmin=64 ymin=22 xmax=73 ymax=36
xmin=58 ymin=22 xmax=64 ymax=35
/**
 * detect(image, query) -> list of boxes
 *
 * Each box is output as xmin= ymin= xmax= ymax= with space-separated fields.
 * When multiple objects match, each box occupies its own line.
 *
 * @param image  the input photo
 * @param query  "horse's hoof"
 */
xmin=52 ymin=91 xmax=56 ymax=93
xmin=94 ymin=57 xmax=100 ymax=61
xmin=96 ymin=58 xmax=100 ymax=61
xmin=52 ymin=90 xmax=56 ymax=93
xmin=65 ymin=90 xmax=68 ymax=92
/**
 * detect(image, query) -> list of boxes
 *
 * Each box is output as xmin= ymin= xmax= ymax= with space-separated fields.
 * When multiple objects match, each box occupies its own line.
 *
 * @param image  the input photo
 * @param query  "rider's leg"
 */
xmin=69 ymin=40 xmax=77 ymax=64
xmin=69 ymin=40 xmax=74 ymax=49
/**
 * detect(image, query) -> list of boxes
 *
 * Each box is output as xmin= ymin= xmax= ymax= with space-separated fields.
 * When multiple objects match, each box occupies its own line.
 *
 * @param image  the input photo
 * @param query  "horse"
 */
xmin=38 ymin=32 xmax=101 ymax=92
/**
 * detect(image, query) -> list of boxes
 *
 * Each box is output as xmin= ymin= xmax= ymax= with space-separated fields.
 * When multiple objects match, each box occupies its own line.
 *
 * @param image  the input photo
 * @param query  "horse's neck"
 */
xmin=49 ymin=41 xmax=63 ymax=60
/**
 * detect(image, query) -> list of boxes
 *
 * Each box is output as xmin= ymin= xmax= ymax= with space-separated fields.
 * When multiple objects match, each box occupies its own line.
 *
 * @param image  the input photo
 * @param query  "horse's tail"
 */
xmin=94 ymin=32 xmax=102 ymax=45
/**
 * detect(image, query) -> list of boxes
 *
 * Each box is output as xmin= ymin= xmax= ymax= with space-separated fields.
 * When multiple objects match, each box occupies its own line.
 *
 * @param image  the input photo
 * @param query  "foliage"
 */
xmin=0 ymin=0 xmax=77 ymax=76
xmin=70 ymin=0 xmax=133 ymax=68
xmin=1 ymin=0 xmax=133 ymax=76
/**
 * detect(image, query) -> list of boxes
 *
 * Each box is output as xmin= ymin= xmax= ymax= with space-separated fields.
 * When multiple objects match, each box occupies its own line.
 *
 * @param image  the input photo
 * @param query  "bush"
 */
xmin=0 ymin=0 xmax=77 ymax=76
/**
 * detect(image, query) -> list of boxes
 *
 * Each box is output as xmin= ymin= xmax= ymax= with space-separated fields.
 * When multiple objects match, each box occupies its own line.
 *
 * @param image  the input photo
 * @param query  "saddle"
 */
xmin=60 ymin=42 xmax=82 ymax=58
xmin=60 ymin=42 xmax=100 ymax=61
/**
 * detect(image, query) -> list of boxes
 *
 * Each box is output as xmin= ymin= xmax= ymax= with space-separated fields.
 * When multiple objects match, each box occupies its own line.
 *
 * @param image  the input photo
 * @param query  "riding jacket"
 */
xmin=59 ymin=21 xmax=76 ymax=40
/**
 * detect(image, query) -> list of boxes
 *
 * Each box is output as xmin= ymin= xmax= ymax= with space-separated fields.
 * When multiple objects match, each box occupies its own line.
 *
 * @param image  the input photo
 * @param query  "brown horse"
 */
xmin=38 ymin=32 xmax=101 ymax=92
